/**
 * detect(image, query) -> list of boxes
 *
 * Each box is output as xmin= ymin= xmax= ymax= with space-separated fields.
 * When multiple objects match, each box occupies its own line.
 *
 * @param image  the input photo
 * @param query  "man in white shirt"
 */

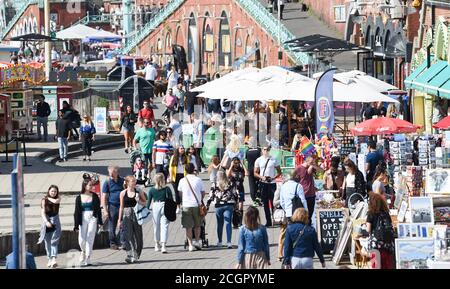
xmin=178 ymin=163 xmax=205 ymax=252
xmin=144 ymin=62 xmax=158 ymax=86
xmin=254 ymin=145 xmax=282 ymax=227
xmin=173 ymin=82 xmax=185 ymax=114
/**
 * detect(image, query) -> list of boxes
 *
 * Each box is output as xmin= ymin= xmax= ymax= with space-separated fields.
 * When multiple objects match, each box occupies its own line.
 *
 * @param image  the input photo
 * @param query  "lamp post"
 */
xmin=44 ymin=0 xmax=51 ymax=79
xmin=278 ymin=0 xmax=282 ymax=66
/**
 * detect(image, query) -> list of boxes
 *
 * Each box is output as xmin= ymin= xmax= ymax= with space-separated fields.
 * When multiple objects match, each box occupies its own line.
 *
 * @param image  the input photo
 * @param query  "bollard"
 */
xmin=21 ymin=134 xmax=31 ymax=167
xmin=2 ymin=135 xmax=12 ymax=163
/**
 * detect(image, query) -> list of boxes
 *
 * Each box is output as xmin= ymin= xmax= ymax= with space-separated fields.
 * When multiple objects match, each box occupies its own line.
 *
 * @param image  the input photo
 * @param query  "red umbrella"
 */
xmin=350 ymin=117 xmax=421 ymax=136
xmin=432 ymin=116 xmax=450 ymax=130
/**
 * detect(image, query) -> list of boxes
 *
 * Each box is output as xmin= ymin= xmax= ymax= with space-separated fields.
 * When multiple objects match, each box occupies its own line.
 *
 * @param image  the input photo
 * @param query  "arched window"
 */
xmin=365 ymin=25 xmax=371 ymax=47
xmin=187 ymin=13 xmax=196 ymax=63
xmin=165 ymin=32 xmax=172 ymax=53
xmin=384 ymin=30 xmax=390 ymax=51
xmin=218 ymin=11 xmax=231 ymax=67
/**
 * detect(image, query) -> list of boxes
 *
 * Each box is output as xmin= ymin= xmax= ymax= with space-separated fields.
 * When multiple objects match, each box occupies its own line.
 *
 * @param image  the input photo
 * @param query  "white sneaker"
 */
xmin=79 ymin=252 xmax=85 ymax=266
xmin=161 ymin=243 xmax=167 ymax=253
xmin=227 ymin=242 xmax=233 ymax=249
xmin=193 ymin=240 xmax=202 ymax=250
xmin=188 ymin=245 xmax=194 ymax=252
xmin=47 ymin=258 xmax=52 ymax=268
xmin=50 ymin=257 xmax=57 ymax=268
xmin=216 ymin=242 xmax=223 ymax=247
xmin=176 ymin=207 xmax=181 ymax=214
xmin=154 ymin=242 xmax=160 ymax=252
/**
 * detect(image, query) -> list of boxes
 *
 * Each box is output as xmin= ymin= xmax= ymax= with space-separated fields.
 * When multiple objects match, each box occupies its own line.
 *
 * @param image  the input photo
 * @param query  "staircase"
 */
xmin=121 ymin=0 xmax=185 ymax=54
xmin=0 ymin=0 xmax=39 ymax=41
xmin=235 ymin=0 xmax=309 ymax=65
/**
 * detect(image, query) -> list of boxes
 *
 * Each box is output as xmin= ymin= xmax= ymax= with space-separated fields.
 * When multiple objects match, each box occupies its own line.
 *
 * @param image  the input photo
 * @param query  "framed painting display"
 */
xmin=425 ymin=169 xmax=450 ymax=195
xmin=397 ymin=200 xmax=408 ymax=222
xmin=395 ymin=238 xmax=434 ymax=269
xmin=409 ymin=197 xmax=434 ymax=224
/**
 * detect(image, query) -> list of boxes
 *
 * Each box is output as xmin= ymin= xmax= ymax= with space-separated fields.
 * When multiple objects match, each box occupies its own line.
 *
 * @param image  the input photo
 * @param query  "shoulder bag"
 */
xmin=291 ymin=183 xmax=304 ymax=213
xmin=164 ymin=187 xmax=177 ymax=222
xmin=134 ymin=189 xmax=152 ymax=225
xmin=282 ymin=225 xmax=307 ymax=269
xmin=186 ymin=177 xmax=208 ymax=218
xmin=257 ymin=157 xmax=271 ymax=198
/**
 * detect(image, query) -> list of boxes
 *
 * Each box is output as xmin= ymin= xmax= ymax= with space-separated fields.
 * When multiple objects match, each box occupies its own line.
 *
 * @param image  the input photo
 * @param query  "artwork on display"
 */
xmin=409 ymin=197 xmax=434 ymax=224
xmin=398 ymin=200 xmax=408 ymax=222
xmin=332 ymin=214 xmax=353 ymax=265
xmin=394 ymin=184 xmax=406 ymax=210
xmin=426 ymin=169 xmax=450 ymax=195
xmin=108 ymin=110 xmax=121 ymax=132
xmin=395 ymin=238 xmax=434 ymax=269
xmin=433 ymin=225 xmax=450 ymax=261
xmin=397 ymin=223 xmax=412 ymax=238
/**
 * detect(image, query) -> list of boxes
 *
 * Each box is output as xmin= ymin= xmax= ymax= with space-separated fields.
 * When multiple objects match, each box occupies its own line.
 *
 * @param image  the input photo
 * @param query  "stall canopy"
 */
xmin=351 ymin=117 xmax=421 ymax=136
xmin=56 ymin=24 xmax=101 ymax=40
xmin=196 ymin=66 xmax=398 ymax=103
xmin=432 ymin=115 xmax=450 ymax=130
xmin=285 ymin=34 xmax=362 ymax=52
xmin=405 ymin=59 xmax=450 ymax=99
xmin=10 ymin=33 xmax=61 ymax=41
xmin=83 ymin=30 xmax=122 ymax=43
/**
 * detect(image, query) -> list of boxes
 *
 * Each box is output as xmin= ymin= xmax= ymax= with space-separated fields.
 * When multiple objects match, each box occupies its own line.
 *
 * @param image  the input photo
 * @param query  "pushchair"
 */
xmin=129 ymin=148 xmax=148 ymax=185
xmin=184 ymin=218 xmax=209 ymax=249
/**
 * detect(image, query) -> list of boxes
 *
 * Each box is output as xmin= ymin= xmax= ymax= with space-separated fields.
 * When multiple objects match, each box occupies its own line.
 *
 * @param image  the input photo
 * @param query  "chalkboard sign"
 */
xmin=316 ymin=209 xmax=347 ymax=253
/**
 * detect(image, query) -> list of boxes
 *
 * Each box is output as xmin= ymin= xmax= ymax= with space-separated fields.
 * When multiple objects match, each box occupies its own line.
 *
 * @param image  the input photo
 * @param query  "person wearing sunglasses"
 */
xmin=254 ymin=146 xmax=281 ymax=227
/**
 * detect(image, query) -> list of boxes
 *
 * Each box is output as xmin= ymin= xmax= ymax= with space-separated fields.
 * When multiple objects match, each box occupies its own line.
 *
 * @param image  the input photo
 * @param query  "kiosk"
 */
xmin=1 ymin=89 xmax=34 ymax=133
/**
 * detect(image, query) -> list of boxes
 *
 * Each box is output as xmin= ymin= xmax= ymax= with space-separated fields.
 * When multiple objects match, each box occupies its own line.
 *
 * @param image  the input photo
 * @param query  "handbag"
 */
xmin=164 ymin=187 xmax=177 ymax=222
xmin=273 ymin=208 xmax=287 ymax=225
xmin=134 ymin=190 xmax=152 ymax=225
xmin=257 ymin=158 xmax=272 ymax=198
xmin=186 ymin=177 xmax=208 ymax=218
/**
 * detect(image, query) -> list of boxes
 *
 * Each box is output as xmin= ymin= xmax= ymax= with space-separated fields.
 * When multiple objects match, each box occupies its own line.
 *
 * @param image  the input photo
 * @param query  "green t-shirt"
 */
xmin=147 ymin=186 xmax=173 ymax=207
xmin=134 ymin=127 xmax=155 ymax=154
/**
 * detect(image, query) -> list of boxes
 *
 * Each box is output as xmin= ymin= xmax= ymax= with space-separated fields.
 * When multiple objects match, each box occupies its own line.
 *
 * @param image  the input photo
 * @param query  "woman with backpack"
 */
xmin=147 ymin=173 xmax=176 ymax=253
xmin=79 ymin=114 xmax=96 ymax=161
xmin=283 ymin=208 xmax=325 ymax=269
xmin=206 ymin=171 xmax=239 ymax=248
xmin=366 ymin=192 xmax=395 ymax=269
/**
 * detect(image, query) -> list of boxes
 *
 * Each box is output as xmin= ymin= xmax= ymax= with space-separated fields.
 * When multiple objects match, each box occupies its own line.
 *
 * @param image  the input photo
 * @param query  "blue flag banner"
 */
xmin=315 ymin=68 xmax=337 ymax=135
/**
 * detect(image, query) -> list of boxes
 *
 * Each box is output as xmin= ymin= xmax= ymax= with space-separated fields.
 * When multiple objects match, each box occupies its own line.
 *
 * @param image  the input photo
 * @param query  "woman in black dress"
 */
xmin=227 ymin=157 xmax=248 ymax=228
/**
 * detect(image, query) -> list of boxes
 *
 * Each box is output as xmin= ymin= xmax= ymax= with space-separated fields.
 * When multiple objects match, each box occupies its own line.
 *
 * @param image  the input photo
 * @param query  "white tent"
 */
xmin=56 ymin=24 xmax=100 ymax=40
xmin=197 ymin=66 xmax=398 ymax=103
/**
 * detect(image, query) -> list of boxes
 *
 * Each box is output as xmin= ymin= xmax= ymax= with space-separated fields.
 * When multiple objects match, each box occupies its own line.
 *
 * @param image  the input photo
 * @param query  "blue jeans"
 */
xmin=108 ymin=204 xmax=122 ymax=246
xmin=291 ymin=257 xmax=314 ymax=269
xmin=215 ymin=205 xmax=233 ymax=243
xmin=44 ymin=217 xmax=61 ymax=258
xmin=57 ymin=137 xmax=68 ymax=159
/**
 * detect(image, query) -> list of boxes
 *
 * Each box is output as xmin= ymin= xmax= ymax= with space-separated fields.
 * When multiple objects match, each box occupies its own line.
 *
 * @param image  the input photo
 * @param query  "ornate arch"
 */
xmin=435 ymin=20 xmax=448 ymax=60
xmin=218 ymin=10 xmax=231 ymax=68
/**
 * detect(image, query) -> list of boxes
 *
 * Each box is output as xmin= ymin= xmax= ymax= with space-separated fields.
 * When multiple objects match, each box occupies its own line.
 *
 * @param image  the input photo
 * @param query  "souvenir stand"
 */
xmin=0 ymin=63 xmax=45 ymax=134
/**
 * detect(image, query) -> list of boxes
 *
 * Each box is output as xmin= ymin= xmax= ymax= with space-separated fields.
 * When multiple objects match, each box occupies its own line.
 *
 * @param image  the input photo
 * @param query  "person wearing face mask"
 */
xmin=254 ymin=145 xmax=282 ymax=227
xmin=138 ymin=100 xmax=155 ymax=128
xmin=38 ymin=185 xmax=61 ymax=268
xmin=295 ymin=155 xmax=323 ymax=222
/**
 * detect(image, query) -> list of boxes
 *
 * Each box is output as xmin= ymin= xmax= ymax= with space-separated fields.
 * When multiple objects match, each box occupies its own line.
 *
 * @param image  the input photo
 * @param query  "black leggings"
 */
xmin=260 ymin=182 xmax=276 ymax=226
xmin=248 ymin=174 xmax=258 ymax=202
xmin=81 ymin=135 xmax=93 ymax=156
xmin=173 ymin=173 xmax=184 ymax=205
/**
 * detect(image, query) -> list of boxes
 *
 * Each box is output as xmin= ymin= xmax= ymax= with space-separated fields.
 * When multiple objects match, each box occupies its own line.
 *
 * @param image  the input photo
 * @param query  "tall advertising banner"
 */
xmin=11 ymin=154 xmax=26 ymax=269
xmin=94 ymin=107 xmax=107 ymax=134
xmin=315 ymin=68 xmax=337 ymax=135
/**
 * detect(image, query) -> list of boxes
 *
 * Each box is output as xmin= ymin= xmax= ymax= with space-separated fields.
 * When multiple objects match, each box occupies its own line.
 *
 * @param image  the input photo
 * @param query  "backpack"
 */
xmin=163 ymin=187 xmax=177 ymax=222
xmin=372 ymin=212 xmax=395 ymax=245
xmin=291 ymin=183 xmax=304 ymax=214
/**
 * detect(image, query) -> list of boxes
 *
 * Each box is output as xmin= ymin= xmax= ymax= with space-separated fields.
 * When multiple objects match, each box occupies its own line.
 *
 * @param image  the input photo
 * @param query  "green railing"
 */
xmin=121 ymin=0 xmax=185 ymax=54
xmin=235 ymin=0 xmax=310 ymax=65
xmin=1 ymin=0 xmax=39 ymax=40
xmin=74 ymin=14 xmax=114 ymax=26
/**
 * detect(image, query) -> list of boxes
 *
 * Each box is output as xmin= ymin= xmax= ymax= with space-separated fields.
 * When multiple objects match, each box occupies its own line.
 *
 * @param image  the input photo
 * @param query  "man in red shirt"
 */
xmin=295 ymin=155 xmax=323 ymax=222
xmin=138 ymin=100 xmax=155 ymax=128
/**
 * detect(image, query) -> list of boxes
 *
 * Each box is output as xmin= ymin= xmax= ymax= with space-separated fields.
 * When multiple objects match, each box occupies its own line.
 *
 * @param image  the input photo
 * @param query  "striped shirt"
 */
xmin=153 ymin=140 xmax=173 ymax=165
